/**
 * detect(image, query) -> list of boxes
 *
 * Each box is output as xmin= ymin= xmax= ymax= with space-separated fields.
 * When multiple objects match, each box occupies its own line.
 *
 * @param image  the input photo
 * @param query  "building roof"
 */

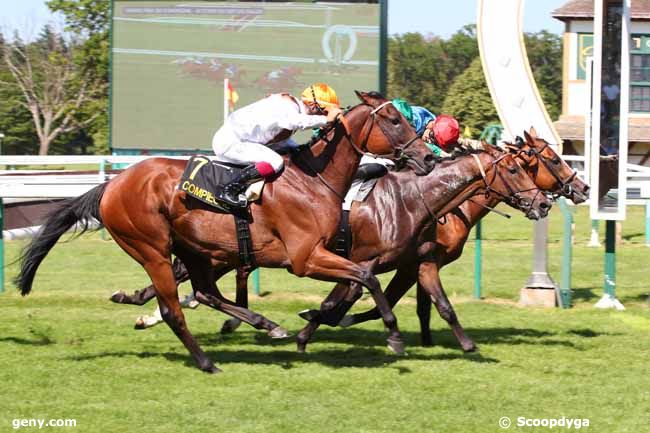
xmin=554 ymin=117 xmax=650 ymax=143
xmin=552 ymin=0 xmax=650 ymax=21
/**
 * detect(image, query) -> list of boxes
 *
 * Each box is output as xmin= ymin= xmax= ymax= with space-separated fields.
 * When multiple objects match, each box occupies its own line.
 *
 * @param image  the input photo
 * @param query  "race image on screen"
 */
xmin=111 ymin=1 xmax=381 ymax=153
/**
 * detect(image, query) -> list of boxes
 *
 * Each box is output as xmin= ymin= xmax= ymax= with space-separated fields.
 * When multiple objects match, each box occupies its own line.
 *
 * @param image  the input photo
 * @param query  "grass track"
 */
xmin=0 ymin=206 xmax=648 ymax=433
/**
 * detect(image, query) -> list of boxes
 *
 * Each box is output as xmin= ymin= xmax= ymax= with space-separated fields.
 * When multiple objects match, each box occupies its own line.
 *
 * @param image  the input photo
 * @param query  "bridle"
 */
xmin=471 ymin=152 xmax=542 ymax=215
xmin=353 ymin=101 xmax=421 ymax=164
xmin=510 ymin=138 xmax=578 ymax=199
xmin=294 ymin=100 xmax=421 ymax=201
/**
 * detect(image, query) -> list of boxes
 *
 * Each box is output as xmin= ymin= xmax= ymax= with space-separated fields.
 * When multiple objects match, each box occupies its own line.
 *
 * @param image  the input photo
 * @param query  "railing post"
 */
xmin=0 ymin=197 xmax=4 ymax=293
xmin=646 ymin=200 xmax=650 ymax=247
xmin=588 ymin=219 xmax=601 ymax=247
xmin=474 ymin=220 xmax=482 ymax=299
xmin=559 ymin=198 xmax=573 ymax=308
xmin=595 ymin=220 xmax=625 ymax=310
xmin=252 ymin=268 xmax=260 ymax=296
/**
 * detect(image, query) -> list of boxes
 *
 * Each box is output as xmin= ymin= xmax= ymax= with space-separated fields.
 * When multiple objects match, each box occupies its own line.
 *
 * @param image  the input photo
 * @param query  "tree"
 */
xmin=387 ymin=33 xmax=449 ymax=113
xmin=441 ymin=24 xmax=479 ymax=83
xmin=47 ymin=0 xmax=110 ymax=154
xmin=441 ymin=57 xmax=499 ymax=136
xmin=0 ymin=32 xmax=39 ymax=155
xmin=524 ymin=30 xmax=563 ymax=120
xmin=0 ymin=26 xmax=107 ymax=155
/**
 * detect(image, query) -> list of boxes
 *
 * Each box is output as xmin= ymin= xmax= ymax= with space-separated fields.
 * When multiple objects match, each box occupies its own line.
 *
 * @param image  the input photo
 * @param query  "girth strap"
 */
xmin=334 ymin=210 xmax=352 ymax=258
xmin=234 ymin=213 xmax=257 ymax=269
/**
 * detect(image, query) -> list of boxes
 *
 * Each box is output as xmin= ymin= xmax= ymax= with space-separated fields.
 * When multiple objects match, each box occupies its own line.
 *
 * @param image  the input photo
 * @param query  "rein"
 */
xmin=511 ymin=140 xmax=578 ymax=198
xmin=293 ymin=101 xmax=415 ymax=202
xmin=471 ymin=152 xmax=539 ymax=214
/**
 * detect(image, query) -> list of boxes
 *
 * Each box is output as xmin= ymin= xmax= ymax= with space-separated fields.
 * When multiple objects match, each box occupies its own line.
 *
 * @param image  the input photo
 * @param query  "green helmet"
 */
xmin=391 ymin=98 xmax=413 ymax=126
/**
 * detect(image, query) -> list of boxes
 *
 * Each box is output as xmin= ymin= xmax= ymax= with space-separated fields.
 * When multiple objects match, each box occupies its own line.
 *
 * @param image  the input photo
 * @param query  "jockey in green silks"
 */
xmin=391 ymin=99 xmax=460 ymax=157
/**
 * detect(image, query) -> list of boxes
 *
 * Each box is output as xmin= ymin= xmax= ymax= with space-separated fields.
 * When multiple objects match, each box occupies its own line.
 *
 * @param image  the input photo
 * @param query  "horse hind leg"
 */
xmin=145 ymin=259 xmax=221 ymax=373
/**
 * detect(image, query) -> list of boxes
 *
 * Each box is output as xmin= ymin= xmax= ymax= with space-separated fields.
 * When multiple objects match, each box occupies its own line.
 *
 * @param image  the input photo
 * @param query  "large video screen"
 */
xmin=111 ymin=1 xmax=381 ymax=152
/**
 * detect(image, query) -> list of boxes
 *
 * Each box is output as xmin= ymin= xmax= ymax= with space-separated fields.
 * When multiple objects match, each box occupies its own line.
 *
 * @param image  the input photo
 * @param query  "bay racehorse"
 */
xmin=14 ymin=91 xmax=434 ymax=373
xmin=111 ymin=141 xmax=553 ymax=352
xmin=333 ymin=128 xmax=590 ymax=350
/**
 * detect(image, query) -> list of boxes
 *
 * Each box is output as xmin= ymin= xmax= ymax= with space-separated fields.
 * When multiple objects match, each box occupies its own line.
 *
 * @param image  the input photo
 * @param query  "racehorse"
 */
xmin=333 ymin=128 xmax=590 ymax=350
xmin=111 ymin=141 xmax=554 ymax=352
xmin=14 ymin=92 xmax=434 ymax=373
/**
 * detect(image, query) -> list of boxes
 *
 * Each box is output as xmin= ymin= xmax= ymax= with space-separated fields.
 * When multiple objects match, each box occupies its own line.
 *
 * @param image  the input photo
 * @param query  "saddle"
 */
xmin=178 ymin=155 xmax=264 ymax=268
xmin=179 ymin=156 xmax=265 ymax=213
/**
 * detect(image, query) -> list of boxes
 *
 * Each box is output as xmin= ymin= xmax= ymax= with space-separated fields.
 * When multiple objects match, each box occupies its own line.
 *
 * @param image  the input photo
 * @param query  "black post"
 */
xmin=379 ymin=0 xmax=388 ymax=95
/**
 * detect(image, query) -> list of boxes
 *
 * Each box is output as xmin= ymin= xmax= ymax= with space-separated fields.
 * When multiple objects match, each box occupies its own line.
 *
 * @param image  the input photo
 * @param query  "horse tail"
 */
xmin=15 ymin=183 xmax=108 ymax=296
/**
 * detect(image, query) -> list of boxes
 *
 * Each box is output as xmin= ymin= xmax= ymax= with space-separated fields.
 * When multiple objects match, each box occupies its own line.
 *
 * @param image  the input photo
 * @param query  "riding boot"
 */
xmin=222 ymin=164 xmax=265 ymax=208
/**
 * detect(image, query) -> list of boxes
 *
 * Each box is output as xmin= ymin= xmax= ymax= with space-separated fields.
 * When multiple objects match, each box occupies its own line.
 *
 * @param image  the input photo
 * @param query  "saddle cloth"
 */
xmin=178 ymin=155 xmax=264 ymax=212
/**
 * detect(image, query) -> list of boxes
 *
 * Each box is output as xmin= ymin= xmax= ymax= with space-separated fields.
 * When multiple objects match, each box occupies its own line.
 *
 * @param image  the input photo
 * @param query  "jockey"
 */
xmin=212 ymin=83 xmax=343 ymax=208
xmin=391 ymin=99 xmax=460 ymax=157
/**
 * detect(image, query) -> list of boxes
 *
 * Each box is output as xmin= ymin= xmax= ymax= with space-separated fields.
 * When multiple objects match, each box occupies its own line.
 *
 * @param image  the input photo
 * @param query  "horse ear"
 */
xmin=355 ymin=90 xmax=370 ymax=103
xmin=515 ymin=135 xmax=525 ymax=147
xmin=529 ymin=126 xmax=538 ymax=138
xmin=523 ymin=130 xmax=533 ymax=144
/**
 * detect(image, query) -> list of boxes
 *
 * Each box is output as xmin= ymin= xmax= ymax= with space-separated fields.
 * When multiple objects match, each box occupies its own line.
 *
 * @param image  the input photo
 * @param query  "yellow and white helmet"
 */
xmin=301 ymin=83 xmax=340 ymax=110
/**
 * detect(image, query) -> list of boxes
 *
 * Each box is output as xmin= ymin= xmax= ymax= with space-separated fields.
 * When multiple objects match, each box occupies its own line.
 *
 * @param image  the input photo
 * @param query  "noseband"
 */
xmin=353 ymin=101 xmax=420 ymax=162
xmin=472 ymin=152 xmax=541 ymax=214
xmin=512 ymin=140 xmax=578 ymax=198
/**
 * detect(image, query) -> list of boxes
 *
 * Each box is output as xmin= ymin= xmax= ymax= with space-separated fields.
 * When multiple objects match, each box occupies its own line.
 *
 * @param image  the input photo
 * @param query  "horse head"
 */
xmin=478 ymin=143 xmax=553 ymax=220
xmin=350 ymin=91 xmax=434 ymax=175
xmin=507 ymin=127 xmax=590 ymax=204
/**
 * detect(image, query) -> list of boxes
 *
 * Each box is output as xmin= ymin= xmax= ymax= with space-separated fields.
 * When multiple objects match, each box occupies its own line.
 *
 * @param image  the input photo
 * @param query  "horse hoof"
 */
xmin=110 ymin=291 xmax=126 ymax=303
xmin=298 ymin=309 xmax=320 ymax=322
xmin=267 ymin=326 xmax=290 ymax=339
xmin=387 ymin=336 xmax=405 ymax=355
xmin=134 ymin=317 xmax=146 ymax=330
xmin=202 ymin=365 xmax=223 ymax=374
xmin=220 ymin=318 xmax=242 ymax=334
xmin=296 ymin=342 xmax=307 ymax=353
xmin=463 ymin=343 xmax=478 ymax=353
xmin=338 ymin=315 xmax=355 ymax=328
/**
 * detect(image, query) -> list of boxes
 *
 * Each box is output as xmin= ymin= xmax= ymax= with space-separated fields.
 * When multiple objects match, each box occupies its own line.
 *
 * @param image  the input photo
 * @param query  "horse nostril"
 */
xmin=424 ymin=154 xmax=434 ymax=163
xmin=540 ymin=201 xmax=550 ymax=209
xmin=583 ymin=185 xmax=590 ymax=193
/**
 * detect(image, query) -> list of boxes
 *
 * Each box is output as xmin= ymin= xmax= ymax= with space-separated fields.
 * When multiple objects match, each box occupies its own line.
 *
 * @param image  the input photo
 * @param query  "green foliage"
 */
xmin=441 ymin=57 xmax=499 ymax=135
xmin=441 ymin=24 xmax=479 ymax=82
xmin=47 ymin=0 xmax=110 ymax=154
xmin=524 ymin=30 xmax=563 ymax=120
xmin=387 ymin=33 xmax=448 ymax=114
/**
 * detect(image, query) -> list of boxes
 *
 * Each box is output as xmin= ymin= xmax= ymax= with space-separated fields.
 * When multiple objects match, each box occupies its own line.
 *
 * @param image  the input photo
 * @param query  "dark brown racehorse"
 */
xmin=111 ymin=140 xmax=554 ymax=351
xmin=334 ymin=128 xmax=590 ymax=350
xmin=14 ymin=92 xmax=434 ymax=373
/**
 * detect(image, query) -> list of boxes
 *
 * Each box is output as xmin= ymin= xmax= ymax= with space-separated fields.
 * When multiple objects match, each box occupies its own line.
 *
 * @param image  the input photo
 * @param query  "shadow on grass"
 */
xmin=64 ymin=345 xmax=498 ymax=370
xmin=0 ymin=336 xmax=55 ymax=346
xmin=197 ymin=327 xmax=583 ymax=351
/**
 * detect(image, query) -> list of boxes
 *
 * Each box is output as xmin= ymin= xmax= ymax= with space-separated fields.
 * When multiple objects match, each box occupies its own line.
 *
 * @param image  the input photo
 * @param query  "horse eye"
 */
xmin=509 ymin=166 xmax=517 ymax=174
xmin=552 ymin=158 xmax=560 ymax=165
xmin=391 ymin=118 xmax=400 ymax=125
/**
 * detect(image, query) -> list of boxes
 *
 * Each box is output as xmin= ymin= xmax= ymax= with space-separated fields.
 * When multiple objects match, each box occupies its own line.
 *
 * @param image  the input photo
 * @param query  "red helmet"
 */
xmin=433 ymin=115 xmax=460 ymax=149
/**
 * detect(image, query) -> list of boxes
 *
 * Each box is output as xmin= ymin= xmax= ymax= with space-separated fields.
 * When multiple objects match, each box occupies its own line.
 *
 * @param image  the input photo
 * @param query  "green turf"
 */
xmin=0 ymin=205 xmax=648 ymax=433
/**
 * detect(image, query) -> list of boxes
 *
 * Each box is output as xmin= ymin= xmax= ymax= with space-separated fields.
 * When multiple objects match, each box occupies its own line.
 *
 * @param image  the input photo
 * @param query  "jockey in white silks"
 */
xmin=212 ymin=83 xmax=342 ymax=208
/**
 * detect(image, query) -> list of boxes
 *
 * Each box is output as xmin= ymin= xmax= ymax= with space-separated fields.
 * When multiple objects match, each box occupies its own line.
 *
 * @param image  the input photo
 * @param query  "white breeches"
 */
xmin=211 ymin=125 xmax=284 ymax=172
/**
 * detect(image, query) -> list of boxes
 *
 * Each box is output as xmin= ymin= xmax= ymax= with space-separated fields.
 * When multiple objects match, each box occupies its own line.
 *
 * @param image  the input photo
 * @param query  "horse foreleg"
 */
xmin=418 ymin=261 xmax=476 ymax=352
xmin=190 ymin=266 xmax=289 ymax=339
xmin=220 ymin=267 xmax=250 ymax=334
xmin=300 ymin=247 xmax=403 ymax=354
xmin=416 ymin=283 xmax=433 ymax=346
xmin=339 ymin=266 xmax=417 ymax=328
xmin=295 ymin=281 xmax=362 ymax=352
